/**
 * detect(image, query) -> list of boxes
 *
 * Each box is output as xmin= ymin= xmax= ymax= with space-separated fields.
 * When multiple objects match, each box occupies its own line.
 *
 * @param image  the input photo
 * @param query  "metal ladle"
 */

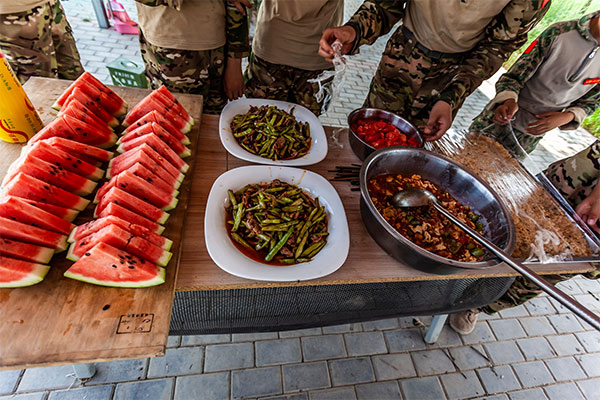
xmin=393 ymin=188 xmax=600 ymax=331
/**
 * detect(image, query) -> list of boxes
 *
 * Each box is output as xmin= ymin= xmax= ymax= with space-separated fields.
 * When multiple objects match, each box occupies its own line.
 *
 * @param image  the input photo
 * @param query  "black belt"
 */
xmin=402 ymin=26 xmax=465 ymax=61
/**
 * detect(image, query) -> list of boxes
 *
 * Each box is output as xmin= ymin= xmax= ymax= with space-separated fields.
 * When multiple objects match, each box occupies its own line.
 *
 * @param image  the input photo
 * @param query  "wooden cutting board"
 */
xmin=0 ymin=77 xmax=202 ymax=370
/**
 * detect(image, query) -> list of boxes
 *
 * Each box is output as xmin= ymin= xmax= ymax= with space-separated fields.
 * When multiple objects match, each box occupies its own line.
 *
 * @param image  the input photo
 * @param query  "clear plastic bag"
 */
xmin=307 ymin=41 xmax=347 ymax=116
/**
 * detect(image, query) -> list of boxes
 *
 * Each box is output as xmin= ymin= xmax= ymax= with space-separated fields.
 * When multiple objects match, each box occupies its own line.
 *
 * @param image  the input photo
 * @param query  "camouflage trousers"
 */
xmin=139 ymin=29 xmax=226 ymax=114
xmin=482 ymin=141 xmax=600 ymax=314
xmin=244 ymin=53 xmax=333 ymax=116
xmin=0 ymin=0 xmax=83 ymax=84
xmin=365 ymin=27 xmax=466 ymax=126
xmin=470 ymin=109 xmax=544 ymax=154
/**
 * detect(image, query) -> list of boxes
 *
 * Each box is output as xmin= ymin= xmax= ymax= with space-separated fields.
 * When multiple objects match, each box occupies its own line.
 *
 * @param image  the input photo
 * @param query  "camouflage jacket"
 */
xmin=345 ymin=0 xmax=550 ymax=110
xmin=134 ymin=0 xmax=249 ymax=59
xmin=493 ymin=11 xmax=600 ymax=127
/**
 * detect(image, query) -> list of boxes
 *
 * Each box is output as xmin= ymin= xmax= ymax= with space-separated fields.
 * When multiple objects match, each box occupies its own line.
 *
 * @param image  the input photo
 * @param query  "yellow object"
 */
xmin=0 ymin=53 xmax=44 ymax=143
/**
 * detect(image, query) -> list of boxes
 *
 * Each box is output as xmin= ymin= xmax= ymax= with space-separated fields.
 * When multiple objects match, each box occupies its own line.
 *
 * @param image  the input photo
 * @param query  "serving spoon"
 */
xmin=392 ymin=188 xmax=600 ymax=331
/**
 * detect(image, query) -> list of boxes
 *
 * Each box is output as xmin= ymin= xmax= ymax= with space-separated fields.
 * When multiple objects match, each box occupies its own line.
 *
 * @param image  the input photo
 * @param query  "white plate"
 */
xmin=219 ymin=98 xmax=328 ymax=166
xmin=204 ymin=166 xmax=349 ymax=282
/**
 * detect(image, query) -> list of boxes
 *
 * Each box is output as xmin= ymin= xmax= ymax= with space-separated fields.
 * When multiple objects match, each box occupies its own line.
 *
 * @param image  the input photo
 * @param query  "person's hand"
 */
xmin=420 ymin=100 xmax=453 ymax=142
xmin=318 ymin=26 xmax=356 ymax=62
xmin=576 ymin=191 xmax=600 ymax=234
xmin=228 ymin=0 xmax=252 ymax=15
xmin=224 ymin=58 xmax=244 ymax=101
xmin=526 ymin=111 xmax=574 ymax=135
xmin=492 ymin=99 xmax=518 ymax=126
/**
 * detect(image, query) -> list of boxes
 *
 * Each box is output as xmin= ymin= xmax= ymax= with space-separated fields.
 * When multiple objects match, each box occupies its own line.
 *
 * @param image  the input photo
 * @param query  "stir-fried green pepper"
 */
xmin=225 ymin=180 xmax=328 ymax=265
xmin=230 ymin=105 xmax=311 ymax=160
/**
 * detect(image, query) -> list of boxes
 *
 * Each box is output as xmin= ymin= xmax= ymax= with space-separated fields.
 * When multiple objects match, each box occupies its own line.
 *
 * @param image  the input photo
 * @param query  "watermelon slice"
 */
xmin=0 ymin=216 xmax=67 ymax=251
xmin=64 ymin=243 xmax=165 ymax=288
xmin=111 ymin=144 xmax=184 ymax=182
xmin=124 ymin=110 xmax=189 ymax=143
xmin=24 ymin=141 xmax=104 ymax=181
xmin=39 ymin=137 xmax=113 ymax=164
xmin=0 ymin=196 xmax=74 ymax=235
xmin=28 ymin=115 xmax=114 ymax=148
xmin=2 ymin=153 xmax=97 ymax=196
xmin=126 ymin=162 xmax=180 ymax=196
xmin=118 ymin=122 xmax=191 ymax=157
xmin=0 ymin=238 xmax=54 ymax=264
xmin=107 ymin=148 xmax=182 ymax=188
xmin=2 ymin=173 xmax=89 ymax=211
xmin=63 ymin=87 xmax=119 ymax=127
xmin=98 ymin=202 xmax=164 ymax=234
xmin=0 ymin=256 xmax=50 ymax=288
xmin=95 ymin=186 xmax=170 ymax=224
xmin=62 ymin=114 xmax=117 ymax=149
xmin=58 ymin=98 xmax=114 ymax=133
xmin=69 ymin=216 xmax=171 ymax=250
xmin=117 ymin=133 xmax=189 ymax=173
xmin=123 ymin=96 xmax=192 ymax=133
xmin=18 ymin=198 xmax=79 ymax=222
xmin=154 ymin=86 xmax=194 ymax=127
xmin=53 ymin=73 xmax=127 ymax=116
xmin=67 ymin=224 xmax=172 ymax=267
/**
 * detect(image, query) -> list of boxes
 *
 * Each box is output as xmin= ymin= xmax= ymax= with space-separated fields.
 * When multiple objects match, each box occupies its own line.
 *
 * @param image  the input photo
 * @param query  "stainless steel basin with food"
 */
xmin=347 ymin=108 xmax=424 ymax=160
xmin=359 ymin=147 xmax=516 ymax=275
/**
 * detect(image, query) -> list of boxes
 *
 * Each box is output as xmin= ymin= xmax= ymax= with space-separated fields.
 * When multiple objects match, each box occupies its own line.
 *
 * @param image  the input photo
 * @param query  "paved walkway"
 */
xmin=1 ymin=1 xmax=599 ymax=399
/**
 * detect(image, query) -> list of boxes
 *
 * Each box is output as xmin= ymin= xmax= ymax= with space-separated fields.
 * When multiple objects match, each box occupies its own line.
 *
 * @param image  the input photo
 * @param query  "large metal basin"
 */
xmin=360 ymin=147 xmax=516 ymax=275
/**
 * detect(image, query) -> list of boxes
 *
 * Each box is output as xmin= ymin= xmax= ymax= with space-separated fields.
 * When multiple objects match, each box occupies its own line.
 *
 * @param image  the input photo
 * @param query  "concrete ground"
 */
xmin=1 ymin=1 xmax=599 ymax=399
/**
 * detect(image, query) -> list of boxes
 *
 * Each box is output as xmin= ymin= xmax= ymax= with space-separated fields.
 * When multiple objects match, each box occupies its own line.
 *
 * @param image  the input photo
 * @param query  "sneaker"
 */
xmin=449 ymin=309 xmax=479 ymax=335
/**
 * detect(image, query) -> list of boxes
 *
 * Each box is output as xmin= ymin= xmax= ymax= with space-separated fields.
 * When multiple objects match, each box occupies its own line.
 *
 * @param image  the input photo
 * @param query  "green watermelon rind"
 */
xmin=64 ymin=267 xmax=166 ymax=288
xmin=66 ymin=243 xmax=80 ymax=262
xmin=180 ymin=147 xmax=191 ymax=159
xmin=0 ymin=263 xmax=50 ymax=288
xmin=163 ymin=197 xmax=178 ymax=212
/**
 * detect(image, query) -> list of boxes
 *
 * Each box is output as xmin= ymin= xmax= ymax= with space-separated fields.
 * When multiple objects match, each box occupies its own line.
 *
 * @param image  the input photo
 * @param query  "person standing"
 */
xmin=0 ymin=0 xmax=83 ymax=84
xmin=319 ymin=0 xmax=550 ymax=141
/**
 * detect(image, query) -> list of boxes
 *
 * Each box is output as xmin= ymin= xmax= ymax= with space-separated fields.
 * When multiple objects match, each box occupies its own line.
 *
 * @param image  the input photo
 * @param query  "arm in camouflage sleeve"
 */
xmin=562 ymin=84 xmax=600 ymax=129
xmin=437 ymin=0 xmax=551 ymax=111
xmin=344 ymin=0 xmax=406 ymax=53
xmin=225 ymin=1 xmax=250 ymax=59
xmin=134 ymin=0 xmax=182 ymax=8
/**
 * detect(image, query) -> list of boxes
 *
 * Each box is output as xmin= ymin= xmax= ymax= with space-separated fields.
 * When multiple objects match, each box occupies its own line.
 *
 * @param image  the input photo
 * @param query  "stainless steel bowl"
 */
xmin=348 ymin=108 xmax=424 ymax=161
xmin=360 ymin=147 xmax=516 ymax=275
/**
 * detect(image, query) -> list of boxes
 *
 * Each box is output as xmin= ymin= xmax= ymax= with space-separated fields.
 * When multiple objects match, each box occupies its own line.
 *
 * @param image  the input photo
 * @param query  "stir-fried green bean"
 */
xmin=225 ymin=180 xmax=328 ymax=265
xmin=230 ymin=105 xmax=311 ymax=160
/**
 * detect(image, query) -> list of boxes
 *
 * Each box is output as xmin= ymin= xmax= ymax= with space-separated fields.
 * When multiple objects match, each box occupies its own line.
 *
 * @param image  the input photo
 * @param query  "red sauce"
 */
xmin=352 ymin=119 xmax=420 ymax=149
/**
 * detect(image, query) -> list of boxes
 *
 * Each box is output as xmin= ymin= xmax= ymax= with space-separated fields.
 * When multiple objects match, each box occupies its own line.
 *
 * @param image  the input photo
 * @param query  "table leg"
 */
xmin=72 ymin=363 xmax=96 ymax=380
xmin=424 ymin=314 xmax=448 ymax=344
xmin=91 ymin=0 xmax=110 ymax=29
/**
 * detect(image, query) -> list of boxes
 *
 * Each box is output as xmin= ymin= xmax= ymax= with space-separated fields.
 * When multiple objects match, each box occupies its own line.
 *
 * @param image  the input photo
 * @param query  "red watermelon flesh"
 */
xmin=62 ymin=114 xmax=117 ymax=149
xmin=17 ymin=198 xmax=79 ymax=222
xmin=124 ymin=96 xmax=191 ymax=132
xmin=53 ymin=75 xmax=127 ymax=116
xmin=63 ymin=87 xmax=119 ymax=127
xmin=42 ymin=137 xmax=113 ymax=164
xmin=0 ymin=238 xmax=54 ymax=264
xmin=58 ymin=98 xmax=114 ymax=133
xmin=28 ymin=115 xmax=112 ymax=148
xmin=98 ymin=202 xmax=164 ymax=234
xmin=95 ymin=186 xmax=170 ymax=224
xmin=154 ymin=86 xmax=194 ymax=126
xmin=25 ymin=141 xmax=104 ymax=181
xmin=107 ymin=148 xmax=182 ymax=188
xmin=0 ymin=216 xmax=67 ymax=251
xmin=0 ymin=256 xmax=50 ymax=288
xmin=119 ymin=122 xmax=190 ymax=157
xmin=2 ymin=173 xmax=89 ymax=211
xmin=113 ymin=144 xmax=184 ymax=182
xmin=126 ymin=162 xmax=180 ymax=196
xmin=125 ymin=110 xmax=189 ymax=143
xmin=27 ymin=120 xmax=61 ymax=144
xmin=2 ymin=154 xmax=97 ymax=196
xmin=79 ymin=72 xmax=128 ymax=115
xmin=117 ymin=133 xmax=189 ymax=173
xmin=69 ymin=216 xmax=170 ymax=249
xmin=64 ymin=242 xmax=165 ymax=288
xmin=0 ymin=196 xmax=74 ymax=235
xmin=67 ymin=224 xmax=172 ymax=267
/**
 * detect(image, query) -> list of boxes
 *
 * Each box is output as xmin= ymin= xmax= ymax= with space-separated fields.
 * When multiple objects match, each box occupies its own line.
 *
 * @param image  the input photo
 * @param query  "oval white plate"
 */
xmin=204 ymin=166 xmax=349 ymax=282
xmin=219 ymin=98 xmax=328 ymax=166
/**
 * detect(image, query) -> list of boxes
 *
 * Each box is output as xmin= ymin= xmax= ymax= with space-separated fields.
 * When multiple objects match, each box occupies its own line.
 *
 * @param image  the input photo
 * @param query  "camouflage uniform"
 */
xmin=344 ymin=0 xmax=549 ymax=128
xmin=137 ymin=0 xmax=249 ymax=114
xmin=471 ymin=12 xmax=600 ymax=154
xmin=0 ymin=0 xmax=83 ymax=84
xmin=244 ymin=53 xmax=333 ymax=116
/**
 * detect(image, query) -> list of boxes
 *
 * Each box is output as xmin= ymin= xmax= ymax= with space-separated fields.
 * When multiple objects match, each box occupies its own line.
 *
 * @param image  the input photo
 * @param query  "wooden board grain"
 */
xmin=176 ymin=115 xmax=594 ymax=291
xmin=0 ymin=77 xmax=202 ymax=370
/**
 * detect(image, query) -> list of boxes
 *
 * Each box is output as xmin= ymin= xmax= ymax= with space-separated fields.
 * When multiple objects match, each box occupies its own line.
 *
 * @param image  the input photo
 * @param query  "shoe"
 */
xmin=449 ymin=309 xmax=479 ymax=335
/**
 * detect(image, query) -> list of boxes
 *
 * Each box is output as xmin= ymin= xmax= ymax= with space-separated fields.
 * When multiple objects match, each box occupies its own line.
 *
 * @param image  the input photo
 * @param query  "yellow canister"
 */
xmin=0 ymin=52 xmax=44 ymax=143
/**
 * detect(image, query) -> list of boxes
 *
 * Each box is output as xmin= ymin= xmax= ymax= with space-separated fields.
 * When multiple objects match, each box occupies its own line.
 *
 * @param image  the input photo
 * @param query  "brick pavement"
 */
xmin=2 ymin=0 xmax=599 ymax=399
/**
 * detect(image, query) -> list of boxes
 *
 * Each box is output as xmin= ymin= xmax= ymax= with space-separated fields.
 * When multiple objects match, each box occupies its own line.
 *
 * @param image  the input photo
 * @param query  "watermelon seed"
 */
xmin=102 ymin=305 xmax=110 ymax=310
xmin=120 ymin=260 xmax=125 ymax=264
xmin=66 ymin=157 xmax=72 ymax=161
xmin=80 ymin=241 xmax=86 ymax=246
xmin=112 ymin=264 xmax=118 ymax=268
xmin=128 ymin=266 xmax=134 ymax=269
xmin=84 ymin=252 xmax=91 ymax=256
xmin=43 ymin=185 xmax=49 ymax=190
xmin=41 ymin=198 xmax=46 ymax=201
xmin=125 ymin=255 xmax=132 ymax=259
xmin=72 ymin=164 xmax=78 ymax=168
xmin=147 ymin=177 xmax=153 ymax=183
xmin=10 ymin=217 xmax=15 ymax=220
